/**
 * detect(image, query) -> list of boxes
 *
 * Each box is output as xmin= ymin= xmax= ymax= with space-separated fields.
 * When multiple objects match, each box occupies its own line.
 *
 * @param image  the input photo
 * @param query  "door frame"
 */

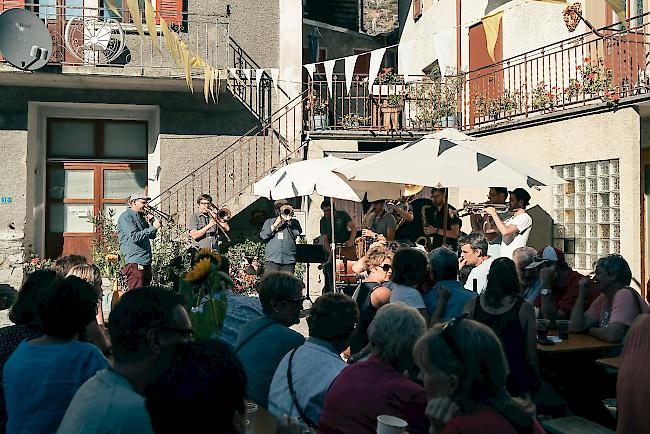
xmin=640 ymin=148 xmax=650 ymax=298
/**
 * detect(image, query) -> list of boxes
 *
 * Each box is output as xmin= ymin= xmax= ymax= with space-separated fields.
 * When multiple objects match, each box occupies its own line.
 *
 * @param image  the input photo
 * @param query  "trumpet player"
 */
xmin=484 ymin=188 xmax=533 ymax=260
xmin=117 ymin=194 xmax=161 ymax=290
xmin=189 ymin=194 xmax=230 ymax=253
xmin=260 ymin=199 xmax=302 ymax=275
xmin=469 ymin=187 xmax=510 ymax=256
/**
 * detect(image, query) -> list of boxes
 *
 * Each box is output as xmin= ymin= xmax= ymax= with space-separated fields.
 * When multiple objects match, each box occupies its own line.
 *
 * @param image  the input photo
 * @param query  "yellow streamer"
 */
xmin=603 ymin=0 xmax=627 ymax=28
xmin=126 ymin=0 xmax=144 ymax=38
xmin=161 ymin=19 xmax=180 ymax=69
xmin=204 ymin=65 xmax=212 ymax=103
xmin=105 ymin=0 xmax=122 ymax=18
xmin=178 ymin=40 xmax=193 ymax=92
xmin=481 ymin=11 xmax=503 ymax=63
xmin=144 ymin=0 xmax=160 ymax=53
xmin=209 ymin=69 xmax=216 ymax=102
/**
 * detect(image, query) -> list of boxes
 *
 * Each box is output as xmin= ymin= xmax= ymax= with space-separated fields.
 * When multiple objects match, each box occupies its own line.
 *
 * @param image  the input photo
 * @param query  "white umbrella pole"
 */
xmin=331 ymin=205 xmax=337 ymax=293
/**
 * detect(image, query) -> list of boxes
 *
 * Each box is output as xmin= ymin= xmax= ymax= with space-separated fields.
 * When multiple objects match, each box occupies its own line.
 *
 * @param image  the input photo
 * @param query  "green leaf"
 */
xmin=189 ymin=295 xmax=227 ymax=340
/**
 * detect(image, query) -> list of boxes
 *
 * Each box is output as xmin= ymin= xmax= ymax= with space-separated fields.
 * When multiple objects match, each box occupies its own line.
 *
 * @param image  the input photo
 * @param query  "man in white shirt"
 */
xmin=485 ymin=188 xmax=533 ymax=260
xmin=459 ymin=233 xmax=494 ymax=294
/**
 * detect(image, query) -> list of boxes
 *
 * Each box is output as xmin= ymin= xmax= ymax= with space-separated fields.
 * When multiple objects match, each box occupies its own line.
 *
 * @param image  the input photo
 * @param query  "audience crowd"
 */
xmin=0 ymin=236 xmax=648 ymax=434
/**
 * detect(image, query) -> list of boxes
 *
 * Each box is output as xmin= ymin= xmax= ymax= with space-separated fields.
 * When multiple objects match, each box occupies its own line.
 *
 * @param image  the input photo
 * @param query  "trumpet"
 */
xmin=458 ymin=201 xmax=509 ymax=217
xmin=143 ymin=205 xmax=178 ymax=225
xmin=279 ymin=204 xmax=294 ymax=221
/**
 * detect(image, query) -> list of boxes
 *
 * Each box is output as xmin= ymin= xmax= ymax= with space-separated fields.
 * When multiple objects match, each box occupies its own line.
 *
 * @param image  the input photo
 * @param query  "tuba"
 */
xmin=388 ymin=184 xmax=424 ymax=231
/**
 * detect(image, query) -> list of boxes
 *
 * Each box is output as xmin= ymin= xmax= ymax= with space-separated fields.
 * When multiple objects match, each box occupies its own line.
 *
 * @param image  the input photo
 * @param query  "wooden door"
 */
xmin=468 ymin=21 xmax=503 ymax=126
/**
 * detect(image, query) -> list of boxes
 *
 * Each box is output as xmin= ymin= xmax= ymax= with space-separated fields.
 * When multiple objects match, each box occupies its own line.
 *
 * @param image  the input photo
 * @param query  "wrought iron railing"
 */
xmin=228 ymin=37 xmax=273 ymax=121
xmin=308 ymin=12 xmax=650 ymax=132
xmin=150 ymin=89 xmax=308 ymax=227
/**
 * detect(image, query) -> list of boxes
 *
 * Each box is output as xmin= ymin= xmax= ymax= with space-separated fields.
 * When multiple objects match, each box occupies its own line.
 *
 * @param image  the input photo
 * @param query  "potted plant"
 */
xmin=531 ymin=81 xmax=560 ymax=112
xmin=380 ymin=93 xmax=403 ymax=131
xmin=372 ymin=67 xmax=406 ymax=98
xmin=437 ymin=74 xmax=464 ymax=127
xmin=309 ymin=95 xmax=329 ymax=130
xmin=341 ymin=114 xmax=370 ymax=129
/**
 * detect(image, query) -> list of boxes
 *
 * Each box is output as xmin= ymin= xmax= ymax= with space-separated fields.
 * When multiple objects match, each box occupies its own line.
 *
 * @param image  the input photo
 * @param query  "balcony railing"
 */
xmin=307 ymin=12 xmax=650 ymax=133
xmin=0 ymin=2 xmax=230 ymax=78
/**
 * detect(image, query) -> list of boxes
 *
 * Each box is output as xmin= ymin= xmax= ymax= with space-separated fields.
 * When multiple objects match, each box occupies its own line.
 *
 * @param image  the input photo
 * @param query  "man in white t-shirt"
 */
xmin=485 ymin=188 xmax=533 ymax=260
xmin=459 ymin=233 xmax=494 ymax=294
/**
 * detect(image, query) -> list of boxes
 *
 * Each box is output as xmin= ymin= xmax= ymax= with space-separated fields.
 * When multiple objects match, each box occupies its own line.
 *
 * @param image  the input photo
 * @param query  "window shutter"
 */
xmin=0 ymin=0 xmax=26 ymax=12
xmin=413 ymin=0 xmax=422 ymax=21
xmin=156 ymin=0 xmax=182 ymax=26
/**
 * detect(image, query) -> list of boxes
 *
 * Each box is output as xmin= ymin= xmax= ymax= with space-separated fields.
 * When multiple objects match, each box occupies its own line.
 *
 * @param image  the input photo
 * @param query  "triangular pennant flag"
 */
xmin=204 ymin=64 xmax=212 ymax=103
xmin=126 ymin=0 xmax=145 ymax=38
xmin=161 ymin=19 xmax=179 ymax=69
xmin=367 ymin=47 xmax=387 ymax=94
xmin=476 ymin=153 xmax=497 ymax=171
xmin=433 ymin=30 xmax=455 ymax=75
xmin=481 ymin=11 xmax=503 ymax=63
xmin=437 ymin=139 xmax=457 ymax=156
xmin=256 ymin=68 xmax=264 ymax=89
xmin=269 ymin=68 xmax=280 ymax=97
xmin=323 ymin=59 xmax=336 ymax=97
xmin=144 ymin=0 xmax=160 ymax=53
xmin=229 ymin=68 xmax=244 ymax=85
xmin=105 ymin=0 xmax=122 ymax=17
xmin=604 ymin=0 xmax=627 ymax=27
xmin=304 ymin=64 xmax=315 ymax=81
xmin=242 ymin=69 xmax=251 ymax=81
xmin=281 ymin=66 xmax=298 ymax=99
xmin=344 ymin=55 xmax=359 ymax=95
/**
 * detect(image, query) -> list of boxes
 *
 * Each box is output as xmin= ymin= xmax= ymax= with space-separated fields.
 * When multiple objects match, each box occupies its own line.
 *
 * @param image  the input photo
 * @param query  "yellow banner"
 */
xmin=144 ymin=0 xmax=160 ymax=53
xmin=126 ymin=0 xmax=144 ymax=37
xmin=604 ymin=0 xmax=627 ymax=27
xmin=482 ymin=11 xmax=503 ymax=63
xmin=105 ymin=0 xmax=122 ymax=17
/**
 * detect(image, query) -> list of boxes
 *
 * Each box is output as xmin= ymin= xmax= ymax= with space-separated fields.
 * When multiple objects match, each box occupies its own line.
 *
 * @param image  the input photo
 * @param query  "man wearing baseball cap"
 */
xmin=484 ymin=188 xmax=533 ymax=260
xmin=527 ymin=245 xmax=599 ymax=326
xmin=117 ymin=194 xmax=161 ymax=290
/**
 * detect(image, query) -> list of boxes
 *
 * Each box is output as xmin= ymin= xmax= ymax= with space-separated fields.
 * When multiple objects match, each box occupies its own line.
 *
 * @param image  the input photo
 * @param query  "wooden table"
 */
xmin=537 ymin=333 xmax=622 ymax=354
xmin=595 ymin=356 xmax=622 ymax=370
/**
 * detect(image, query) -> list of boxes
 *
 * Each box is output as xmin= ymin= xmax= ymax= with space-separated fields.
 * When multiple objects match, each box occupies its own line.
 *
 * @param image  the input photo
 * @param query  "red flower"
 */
xmin=577 ymin=65 xmax=582 ymax=70
xmin=31 ymin=258 xmax=39 ymax=264
xmin=584 ymin=57 xmax=590 ymax=62
xmin=587 ymin=73 xmax=594 ymax=79
xmin=547 ymin=92 xmax=553 ymax=97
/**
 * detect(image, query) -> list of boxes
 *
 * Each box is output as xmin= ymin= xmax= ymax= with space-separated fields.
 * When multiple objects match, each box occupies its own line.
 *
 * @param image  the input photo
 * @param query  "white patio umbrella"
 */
xmin=335 ymin=128 xmax=566 ymax=193
xmin=253 ymin=156 xmax=364 ymax=292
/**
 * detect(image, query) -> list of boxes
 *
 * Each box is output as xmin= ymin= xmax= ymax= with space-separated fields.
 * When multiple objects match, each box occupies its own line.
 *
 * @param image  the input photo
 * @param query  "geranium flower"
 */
xmin=185 ymin=258 xmax=211 ymax=283
xmin=31 ymin=258 xmax=39 ymax=265
xmin=587 ymin=73 xmax=594 ymax=79
xmin=584 ymin=57 xmax=590 ymax=62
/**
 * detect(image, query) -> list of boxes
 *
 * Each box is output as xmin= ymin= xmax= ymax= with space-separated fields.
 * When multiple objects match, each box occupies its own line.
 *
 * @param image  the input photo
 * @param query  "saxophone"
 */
xmin=416 ymin=204 xmax=432 ymax=251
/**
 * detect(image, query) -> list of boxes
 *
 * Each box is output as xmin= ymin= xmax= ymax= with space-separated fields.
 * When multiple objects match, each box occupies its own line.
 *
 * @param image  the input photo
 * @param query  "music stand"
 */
xmin=296 ymin=244 xmax=328 ymax=302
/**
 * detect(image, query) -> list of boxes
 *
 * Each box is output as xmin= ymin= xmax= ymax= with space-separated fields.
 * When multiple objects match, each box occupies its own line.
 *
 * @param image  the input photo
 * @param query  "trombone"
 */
xmin=206 ymin=203 xmax=232 ymax=242
xmin=143 ymin=205 xmax=178 ymax=225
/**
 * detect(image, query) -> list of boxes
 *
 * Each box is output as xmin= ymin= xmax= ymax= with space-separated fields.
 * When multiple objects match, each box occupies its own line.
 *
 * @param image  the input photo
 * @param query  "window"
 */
xmin=552 ymin=160 xmax=620 ymax=271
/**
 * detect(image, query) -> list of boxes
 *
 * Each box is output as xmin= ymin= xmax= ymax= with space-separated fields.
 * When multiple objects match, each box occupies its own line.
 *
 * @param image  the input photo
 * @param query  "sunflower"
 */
xmin=194 ymin=248 xmax=222 ymax=267
xmin=185 ymin=258 xmax=212 ymax=283
xmin=105 ymin=254 xmax=119 ymax=263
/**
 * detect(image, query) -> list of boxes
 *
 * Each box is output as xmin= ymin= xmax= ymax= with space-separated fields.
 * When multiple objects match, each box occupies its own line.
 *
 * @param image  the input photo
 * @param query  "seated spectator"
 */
xmin=570 ymin=254 xmax=649 ymax=343
xmin=512 ymin=247 xmax=541 ymax=304
xmin=0 ymin=270 xmax=57 ymax=433
xmin=616 ymin=314 xmax=650 ymax=434
xmin=145 ymin=341 xmax=247 ymax=434
xmin=464 ymin=258 xmax=539 ymax=398
xmin=66 ymin=264 xmax=111 ymax=355
xmin=53 ymin=255 xmax=87 ymax=277
xmin=424 ymin=247 xmax=476 ymax=324
xmin=349 ymin=245 xmax=393 ymax=356
xmin=413 ymin=318 xmax=545 ymax=434
xmin=269 ymin=293 xmax=358 ymax=427
xmin=459 ymin=233 xmax=494 ymax=294
xmin=4 ymin=277 xmax=108 ymax=434
xmin=528 ymin=246 xmax=599 ymax=326
xmin=317 ymin=303 xmax=429 ymax=434
xmin=235 ymin=272 xmax=305 ymax=408
xmin=58 ymin=287 xmax=192 ymax=434
xmin=387 ymin=248 xmax=429 ymax=322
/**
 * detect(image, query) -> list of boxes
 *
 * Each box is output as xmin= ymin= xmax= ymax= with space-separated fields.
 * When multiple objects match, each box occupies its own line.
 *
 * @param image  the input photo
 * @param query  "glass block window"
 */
xmin=552 ymin=159 xmax=620 ymax=271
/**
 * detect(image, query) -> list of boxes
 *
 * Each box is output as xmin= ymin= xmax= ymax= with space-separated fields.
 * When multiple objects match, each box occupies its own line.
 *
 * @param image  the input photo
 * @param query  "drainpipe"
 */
xmin=359 ymin=0 xmax=365 ymax=32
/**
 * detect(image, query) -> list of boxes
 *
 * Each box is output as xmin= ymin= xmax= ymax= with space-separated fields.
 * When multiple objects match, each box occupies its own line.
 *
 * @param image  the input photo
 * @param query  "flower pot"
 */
xmin=313 ymin=114 xmax=328 ymax=130
xmin=380 ymin=106 xmax=402 ymax=131
xmin=439 ymin=115 xmax=455 ymax=128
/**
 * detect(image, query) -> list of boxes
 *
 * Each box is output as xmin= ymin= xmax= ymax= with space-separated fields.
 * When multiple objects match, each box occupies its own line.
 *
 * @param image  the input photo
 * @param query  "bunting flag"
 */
xmin=367 ymin=47 xmax=387 ymax=93
xmin=344 ymin=55 xmax=359 ymax=95
xmin=105 ymin=0 xmax=122 ymax=17
xmin=161 ymin=19 xmax=179 ymax=69
xmin=229 ymin=68 xmax=244 ymax=85
xmin=304 ymin=63 xmax=315 ymax=81
xmin=482 ymin=11 xmax=503 ymax=63
xmin=604 ymin=0 xmax=627 ymax=27
xmin=323 ymin=59 xmax=336 ymax=96
xmin=255 ymin=68 xmax=264 ymax=89
xmin=269 ymin=68 xmax=280 ymax=96
xmin=433 ymin=30 xmax=455 ymax=75
xmin=242 ymin=69 xmax=251 ymax=82
xmin=204 ymin=64 xmax=212 ymax=103
xmin=126 ymin=0 xmax=144 ymax=37
xmin=144 ymin=0 xmax=160 ymax=53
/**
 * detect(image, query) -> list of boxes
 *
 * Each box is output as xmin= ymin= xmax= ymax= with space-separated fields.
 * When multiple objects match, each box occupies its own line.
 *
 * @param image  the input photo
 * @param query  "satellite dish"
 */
xmin=0 ymin=8 xmax=52 ymax=71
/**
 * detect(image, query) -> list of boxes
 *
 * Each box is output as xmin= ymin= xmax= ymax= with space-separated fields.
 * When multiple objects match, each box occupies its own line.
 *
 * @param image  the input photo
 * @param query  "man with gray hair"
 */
xmin=512 ymin=246 xmax=541 ymax=304
xmin=459 ymin=233 xmax=493 ymax=294
xmin=423 ymin=247 xmax=476 ymax=324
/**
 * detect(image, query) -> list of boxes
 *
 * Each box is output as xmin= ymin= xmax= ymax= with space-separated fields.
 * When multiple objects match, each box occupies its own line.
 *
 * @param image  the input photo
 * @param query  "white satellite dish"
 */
xmin=0 ymin=8 xmax=52 ymax=71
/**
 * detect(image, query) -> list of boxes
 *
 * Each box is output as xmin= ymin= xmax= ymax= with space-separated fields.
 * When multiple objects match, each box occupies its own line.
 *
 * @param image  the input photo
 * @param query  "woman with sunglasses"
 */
xmin=413 ymin=318 xmax=544 ymax=434
xmin=349 ymin=245 xmax=393 ymax=359
xmin=463 ymin=258 xmax=539 ymax=399
xmin=235 ymin=272 xmax=306 ymax=409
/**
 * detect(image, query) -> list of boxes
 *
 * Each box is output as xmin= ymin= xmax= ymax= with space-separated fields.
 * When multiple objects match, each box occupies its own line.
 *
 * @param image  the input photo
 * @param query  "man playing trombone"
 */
xmin=117 ymin=193 xmax=161 ymax=290
xmin=189 ymin=194 xmax=230 ymax=253
xmin=260 ymin=199 xmax=302 ymax=275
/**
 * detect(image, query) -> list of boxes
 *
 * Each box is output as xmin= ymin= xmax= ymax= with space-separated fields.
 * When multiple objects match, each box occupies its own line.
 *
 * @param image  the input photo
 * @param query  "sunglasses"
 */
xmin=380 ymin=264 xmax=392 ymax=272
xmin=280 ymin=296 xmax=306 ymax=306
xmin=440 ymin=313 xmax=469 ymax=363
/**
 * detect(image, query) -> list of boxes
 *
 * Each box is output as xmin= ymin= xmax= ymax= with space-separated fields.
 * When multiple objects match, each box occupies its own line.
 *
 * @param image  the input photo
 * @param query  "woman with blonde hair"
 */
xmin=349 ymin=244 xmax=393 ymax=357
xmin=413 ymin=317 xmax=544 ymax=434
xmin=66 ymin=264 xmax=111 ymax=355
